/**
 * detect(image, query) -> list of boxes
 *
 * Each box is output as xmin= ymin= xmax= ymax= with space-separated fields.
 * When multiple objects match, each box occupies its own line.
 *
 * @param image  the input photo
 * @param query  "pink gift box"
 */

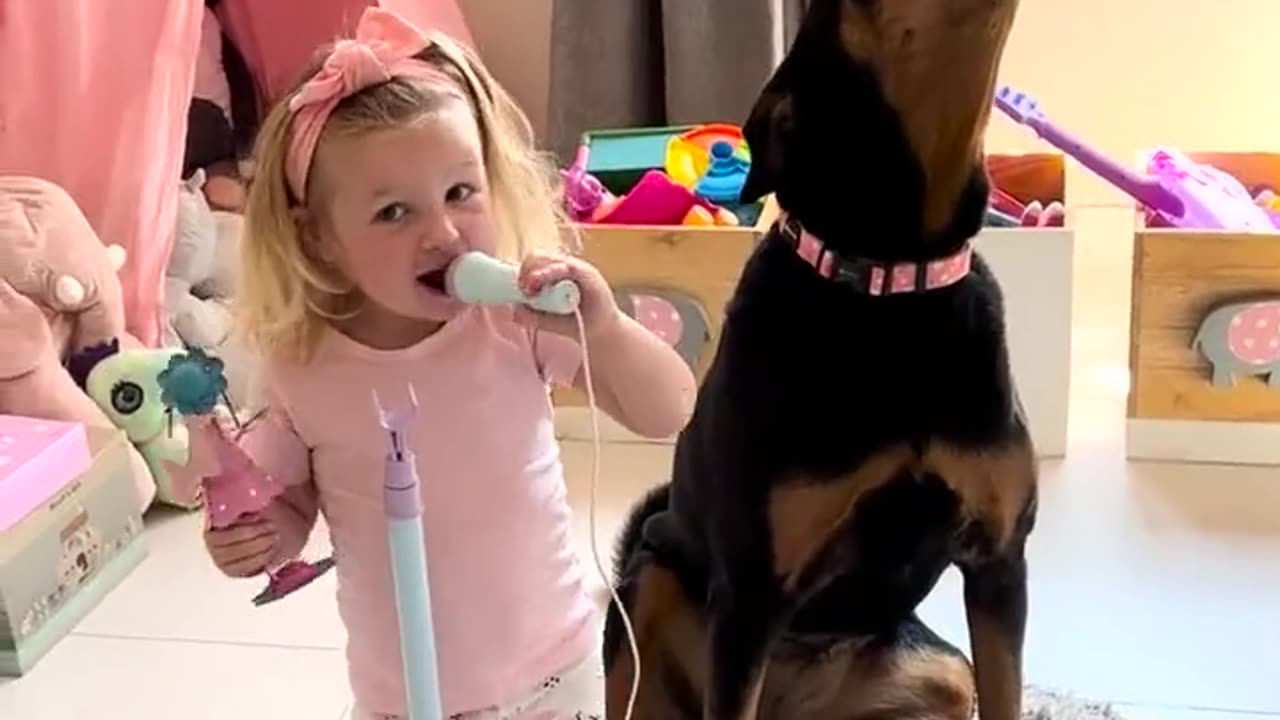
xmin=0 ymin=417 xmax=92 ymax=533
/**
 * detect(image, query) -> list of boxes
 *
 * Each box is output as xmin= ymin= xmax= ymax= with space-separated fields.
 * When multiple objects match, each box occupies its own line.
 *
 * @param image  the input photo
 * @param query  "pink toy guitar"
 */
xmin=994 ymin=86 xmax=1278 ymax=232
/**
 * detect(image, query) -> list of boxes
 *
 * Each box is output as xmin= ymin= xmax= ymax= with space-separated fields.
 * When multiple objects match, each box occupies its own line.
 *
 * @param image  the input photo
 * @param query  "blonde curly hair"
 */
xmin=237 ymin=32 xmax=574 ymax=362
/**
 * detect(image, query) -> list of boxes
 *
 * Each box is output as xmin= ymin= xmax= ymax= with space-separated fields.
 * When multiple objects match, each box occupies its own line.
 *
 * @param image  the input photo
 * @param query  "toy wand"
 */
xmin=373 ymin=386 xmax=443 ymax=720
xmin=156 ymin=347 xmax=334 ymax=607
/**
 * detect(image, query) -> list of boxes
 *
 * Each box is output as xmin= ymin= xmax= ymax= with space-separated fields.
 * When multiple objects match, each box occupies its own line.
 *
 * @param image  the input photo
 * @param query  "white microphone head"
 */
xmin=444 ymin=251 xmax=580 ymax=315
xmin=444 ymin=251 xmax=516 ymax=305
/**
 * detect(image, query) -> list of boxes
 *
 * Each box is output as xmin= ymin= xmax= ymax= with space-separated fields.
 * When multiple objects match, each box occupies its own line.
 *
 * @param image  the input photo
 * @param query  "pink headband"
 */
xmin=285 ymin=7 xmax=462 ymax=201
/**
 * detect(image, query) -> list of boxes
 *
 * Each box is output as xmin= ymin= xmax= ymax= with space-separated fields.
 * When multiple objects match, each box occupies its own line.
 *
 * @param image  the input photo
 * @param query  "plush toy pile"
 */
xmin=166 ymin=171 xmax=254 ymax=409
xmin=169 ymin=2 xmax=260 ymax=411
xmin=0 ymin=1 xmax=267 ymax=516
xmin=0 ymin=177 xmax=160 ymax=512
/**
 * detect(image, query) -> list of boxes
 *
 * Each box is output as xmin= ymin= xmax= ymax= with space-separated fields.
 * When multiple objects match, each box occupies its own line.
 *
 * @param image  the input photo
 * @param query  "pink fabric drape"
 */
xmin=218 ymin=0 xmax=472 ymax=110
xmin=0 ymin=0 xmax=203 ymax=347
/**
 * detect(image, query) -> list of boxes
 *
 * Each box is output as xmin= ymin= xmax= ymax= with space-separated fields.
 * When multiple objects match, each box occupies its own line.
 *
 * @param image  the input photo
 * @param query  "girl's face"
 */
xmin=308 ymin=99 xmax=499 ymax=347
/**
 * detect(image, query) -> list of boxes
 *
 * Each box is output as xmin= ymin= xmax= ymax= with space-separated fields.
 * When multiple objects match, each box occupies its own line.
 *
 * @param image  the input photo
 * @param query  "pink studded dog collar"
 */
xmin=777 ymin=212 xmax=972 ymax=296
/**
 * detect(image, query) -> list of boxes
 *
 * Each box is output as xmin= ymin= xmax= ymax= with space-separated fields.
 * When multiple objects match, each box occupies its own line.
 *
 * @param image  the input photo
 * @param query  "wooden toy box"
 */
xmin=555 ymin=154 xmax=1074 ymax=457
xmin=973 ymin=154 xmax=1074 ymax=457
xmin=552 ymin=194 xmax=779 ymax=425
xmin=0 ymin=426 xmax=147 ymax=675
xmin=1127 ymin=153 xmax=1280 ymax=464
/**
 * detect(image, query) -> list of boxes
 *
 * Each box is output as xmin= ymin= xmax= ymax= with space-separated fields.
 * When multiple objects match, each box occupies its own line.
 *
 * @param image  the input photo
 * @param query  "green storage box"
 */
xmin=580 ymin=125 xmax=696 ymax=195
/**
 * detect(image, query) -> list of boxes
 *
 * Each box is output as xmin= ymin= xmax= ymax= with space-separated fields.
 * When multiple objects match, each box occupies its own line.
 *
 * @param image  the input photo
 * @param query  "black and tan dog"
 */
xmin=603 ymin=1 xmax=1034 ymax=719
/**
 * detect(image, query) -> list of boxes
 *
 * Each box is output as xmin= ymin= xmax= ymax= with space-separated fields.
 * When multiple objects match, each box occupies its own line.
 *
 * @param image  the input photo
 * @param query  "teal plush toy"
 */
xmin=77 ymin=343 xmax=199 ymax=509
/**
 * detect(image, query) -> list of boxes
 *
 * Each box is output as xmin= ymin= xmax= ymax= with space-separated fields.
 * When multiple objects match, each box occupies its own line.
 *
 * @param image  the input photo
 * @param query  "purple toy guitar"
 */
xmin=994 ymin=86 xmax=1278 ymax=231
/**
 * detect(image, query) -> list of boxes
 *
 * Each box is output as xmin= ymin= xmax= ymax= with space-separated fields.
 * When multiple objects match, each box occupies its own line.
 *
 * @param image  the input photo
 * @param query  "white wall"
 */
xmin=459 ymin=0 xmax=552 ymax=141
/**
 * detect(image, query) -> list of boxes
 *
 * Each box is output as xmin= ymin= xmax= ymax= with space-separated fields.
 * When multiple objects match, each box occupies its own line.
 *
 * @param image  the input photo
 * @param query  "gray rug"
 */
xmin=1024 ymin=686 xmax=1128 ymax=719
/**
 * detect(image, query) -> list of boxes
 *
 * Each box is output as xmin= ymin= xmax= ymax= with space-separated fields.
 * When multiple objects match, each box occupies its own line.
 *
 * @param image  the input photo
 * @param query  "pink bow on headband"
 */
xmin=285 ymin=7 xmax=461 ymax=201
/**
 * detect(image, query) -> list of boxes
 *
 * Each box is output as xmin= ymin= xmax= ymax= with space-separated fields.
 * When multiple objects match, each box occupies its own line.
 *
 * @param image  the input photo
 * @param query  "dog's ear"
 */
xmin=740 ymin=89 xmax=794 ymax=205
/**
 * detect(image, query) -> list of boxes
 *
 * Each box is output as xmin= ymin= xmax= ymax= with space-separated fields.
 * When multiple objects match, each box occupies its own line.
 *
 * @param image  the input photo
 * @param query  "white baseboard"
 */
xmin=1127 ymin=418 xmax=1280 ymax=465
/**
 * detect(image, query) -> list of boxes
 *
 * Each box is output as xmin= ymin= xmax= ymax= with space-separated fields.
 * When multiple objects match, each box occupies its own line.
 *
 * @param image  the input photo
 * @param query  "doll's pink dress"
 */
xmin=183 ymin=414 xmax=334 ymax=606
xmin=190 ymin=415 xmax=284 ymax=528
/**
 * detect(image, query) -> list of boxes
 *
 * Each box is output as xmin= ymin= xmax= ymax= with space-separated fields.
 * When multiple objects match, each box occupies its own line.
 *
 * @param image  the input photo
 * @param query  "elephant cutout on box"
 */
xmin=614 ymin=287 xmax=711 ymax=371
xmin=1193 ymin=298 xmax=1280 ymax=388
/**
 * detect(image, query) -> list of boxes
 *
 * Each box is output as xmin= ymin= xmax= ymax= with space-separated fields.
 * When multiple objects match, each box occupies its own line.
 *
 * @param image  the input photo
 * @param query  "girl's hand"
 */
xmin=203 ymin=512 xmax=280 ymax=578
xmin=515 ymin=252 xmax=622 ymax=340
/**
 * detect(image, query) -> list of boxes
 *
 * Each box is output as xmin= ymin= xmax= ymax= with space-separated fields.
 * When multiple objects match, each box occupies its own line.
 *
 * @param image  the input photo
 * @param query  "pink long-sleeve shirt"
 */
xmin=239 ymin=306 xmax=597 ymax=717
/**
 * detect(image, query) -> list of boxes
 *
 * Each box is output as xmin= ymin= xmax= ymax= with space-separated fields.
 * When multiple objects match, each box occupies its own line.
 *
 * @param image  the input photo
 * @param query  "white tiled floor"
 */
xmin=4 ymin=207 xmax=1280 ymax=719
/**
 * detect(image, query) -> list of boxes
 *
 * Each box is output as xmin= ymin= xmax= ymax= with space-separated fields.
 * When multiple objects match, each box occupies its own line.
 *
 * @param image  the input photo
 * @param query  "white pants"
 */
xmin=350 ymin=650 xmax=604 ymax=720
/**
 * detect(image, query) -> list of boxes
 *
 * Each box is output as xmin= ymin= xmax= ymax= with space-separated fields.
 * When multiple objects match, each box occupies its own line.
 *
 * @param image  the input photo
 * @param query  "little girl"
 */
xmin=198 ymin=8 xmax=695 ymax=719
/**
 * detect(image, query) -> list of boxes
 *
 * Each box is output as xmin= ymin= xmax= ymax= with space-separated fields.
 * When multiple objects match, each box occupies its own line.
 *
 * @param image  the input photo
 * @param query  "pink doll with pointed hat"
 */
xmin=158 ymin=346 xmax=334 ymax=605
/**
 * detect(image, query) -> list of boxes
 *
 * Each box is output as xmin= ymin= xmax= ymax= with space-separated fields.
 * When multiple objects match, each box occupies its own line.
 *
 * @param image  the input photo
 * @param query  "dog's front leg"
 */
xmin=703 ymin=563 xmax=785 ymax=720
xmin=961 ymin=542 xmax=1027 ymax=720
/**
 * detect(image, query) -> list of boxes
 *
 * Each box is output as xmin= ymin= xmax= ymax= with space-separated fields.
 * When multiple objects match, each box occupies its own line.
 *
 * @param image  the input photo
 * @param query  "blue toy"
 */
xmin=693 ymin=140 xmax=750 ymax=205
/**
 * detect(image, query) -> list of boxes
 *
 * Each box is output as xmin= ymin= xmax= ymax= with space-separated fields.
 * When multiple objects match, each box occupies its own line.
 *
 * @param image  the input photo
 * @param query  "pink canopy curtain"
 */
xmin=0 ymin=0 xmax=203 ymax=347
xmin=217 ymin=0 xmax=473 ymax=110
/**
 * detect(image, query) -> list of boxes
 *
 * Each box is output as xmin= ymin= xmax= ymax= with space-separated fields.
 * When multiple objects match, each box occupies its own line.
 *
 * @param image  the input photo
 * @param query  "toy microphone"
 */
xmin=444 ymin=251 xmax=580 ymax=315
xmin=374 ymin=386 xmax=444 ymax=720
